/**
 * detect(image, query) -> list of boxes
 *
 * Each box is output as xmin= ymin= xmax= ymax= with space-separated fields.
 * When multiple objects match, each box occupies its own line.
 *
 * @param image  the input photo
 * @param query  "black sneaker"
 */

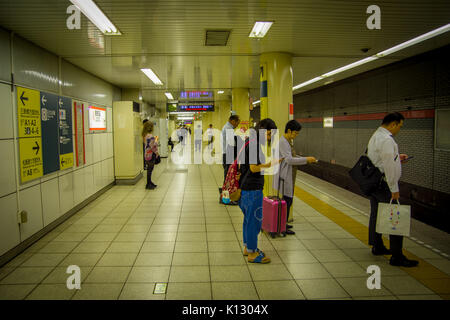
xmin=284 ymin=229 xmax=295 ymax=235
xmin=390 ymin=255 xmax=419 ymax=268
xmin=371 ymin=246 xmax=391 ymax=256
xmin=286 ymin=224 xmax=294 ymax=229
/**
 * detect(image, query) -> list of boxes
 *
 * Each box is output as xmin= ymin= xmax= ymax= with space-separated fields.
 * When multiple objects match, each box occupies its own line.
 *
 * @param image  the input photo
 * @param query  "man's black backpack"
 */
xmin=349 ymin=151 xmax=383 ymax=196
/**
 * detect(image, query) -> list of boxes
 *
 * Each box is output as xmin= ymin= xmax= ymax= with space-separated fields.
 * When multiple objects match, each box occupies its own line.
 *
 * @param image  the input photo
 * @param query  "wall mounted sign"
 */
xmin=17 ymin=86 xmax=43 ymax=182
xmin=88 ymin=106 xmax=107 ymax=131
xmin=40 ymin=91 xmax=60 ymax=174
xmin=59 ymin=96 xmax=74 ymax=170
xmin=323 ymin=117 xmax=334 ymax=128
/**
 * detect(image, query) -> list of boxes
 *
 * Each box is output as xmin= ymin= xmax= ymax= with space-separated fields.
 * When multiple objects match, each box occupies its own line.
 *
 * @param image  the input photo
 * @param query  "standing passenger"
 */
xmin=239 ymin=118 xmax=282 ymax=264
xmin=220 ymin=115 xmax=240 ymax=205
xmin=273 ymin=120 xmax=317 ymax=235
xmin=142 ymin=121 xmax=159 ymax=190
xmin=367 ymin=112 xmax=418 ymax=267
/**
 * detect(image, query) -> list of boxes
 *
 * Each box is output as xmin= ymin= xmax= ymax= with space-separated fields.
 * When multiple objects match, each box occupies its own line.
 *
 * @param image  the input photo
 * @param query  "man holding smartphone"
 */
xmin=367 ymin=112 xmax=418 ymax=267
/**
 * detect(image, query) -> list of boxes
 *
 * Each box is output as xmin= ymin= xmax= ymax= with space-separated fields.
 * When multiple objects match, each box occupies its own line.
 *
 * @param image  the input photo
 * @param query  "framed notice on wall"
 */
xmin=89 ymin=106 xmax=106 ymax=131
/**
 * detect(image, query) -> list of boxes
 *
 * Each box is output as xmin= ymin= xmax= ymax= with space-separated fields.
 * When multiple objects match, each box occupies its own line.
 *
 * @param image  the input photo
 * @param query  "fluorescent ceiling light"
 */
xmin=292 ymin=77 xmax=324 ymax=91
xmin=252 ymin=100 xmax=260 ymax=105
xmin=140 ymin=68 xmax=163 ymax=85
xmin=292 ymin=23 xmax=450 ymax=92
xmin=178 ymin=116 xmax=193 ymax=120
xmin=165 ymin=92 xmax=174 ymax=100
xmin=69 ymin=0 xmax=121 ymax=35
xmin=249 ymin=22 xmax=273 ymax=38
xmin=217 ymin=91 xmax=224 ymax=94
xmin=376 ymin=23 xmax=450 ymax=57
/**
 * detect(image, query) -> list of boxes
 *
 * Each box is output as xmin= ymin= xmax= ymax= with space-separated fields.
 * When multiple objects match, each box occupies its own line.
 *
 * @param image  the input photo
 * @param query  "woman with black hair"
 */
xmin=238 ymin=118 xmax=283 ymax=264
xmin=273 ymin=120 xmax=317 ymax=235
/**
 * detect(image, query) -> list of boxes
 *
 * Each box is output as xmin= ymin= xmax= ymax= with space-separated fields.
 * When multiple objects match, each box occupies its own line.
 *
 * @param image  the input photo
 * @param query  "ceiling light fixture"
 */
xmin=140 ymin=68 xmax=163 ymax=85
xmin=252 ymin=100 xmax=261 ymax=105
xmin=217 ymin=91 xmax=224 ymax=94
xmin=249 ymin=22 xmax=273 ymax=38
xmin=292 ymin=23 xmax=450 ymax=91
xmin=165 ymin=92 xmax=174 ymax=100
xmin=69 ymin=0 xmax=121 ymax=35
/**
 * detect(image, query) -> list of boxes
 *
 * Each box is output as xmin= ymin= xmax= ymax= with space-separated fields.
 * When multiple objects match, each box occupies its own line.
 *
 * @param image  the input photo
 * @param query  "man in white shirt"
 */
xmin=220 ymin=114 xmax=240 ymax=204
xmin=367 ymin=112 xmax=418 ymax=267
xmin=206 ymin=124 xmax=214 ymax=151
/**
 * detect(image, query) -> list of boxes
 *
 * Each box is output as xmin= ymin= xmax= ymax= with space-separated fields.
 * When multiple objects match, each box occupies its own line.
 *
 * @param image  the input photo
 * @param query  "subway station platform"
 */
xmin=0 ymin=157 xmax=449 ymax=300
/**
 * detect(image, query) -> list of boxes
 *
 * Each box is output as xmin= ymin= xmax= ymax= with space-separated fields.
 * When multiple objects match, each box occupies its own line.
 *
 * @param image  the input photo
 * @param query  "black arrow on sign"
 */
xmin=32 ymin=141 xmax=40 ymax=154
xmin=20 ymin=91 xmax=29 ymax=106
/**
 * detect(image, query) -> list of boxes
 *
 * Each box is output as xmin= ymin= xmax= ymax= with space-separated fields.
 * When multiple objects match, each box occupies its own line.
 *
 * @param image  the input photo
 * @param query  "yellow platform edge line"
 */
xmin=294 ymin=185 xmax=450 ymax=299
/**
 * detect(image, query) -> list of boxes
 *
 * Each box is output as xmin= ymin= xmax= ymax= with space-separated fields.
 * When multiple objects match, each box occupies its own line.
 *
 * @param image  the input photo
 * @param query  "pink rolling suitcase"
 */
xmin=262 ymin=163 xmax=287 ymax=238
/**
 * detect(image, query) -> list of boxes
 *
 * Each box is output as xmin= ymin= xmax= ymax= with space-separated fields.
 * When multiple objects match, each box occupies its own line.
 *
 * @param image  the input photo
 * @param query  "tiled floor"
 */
xmin=0 ymin=157 xmax=448 ymax=300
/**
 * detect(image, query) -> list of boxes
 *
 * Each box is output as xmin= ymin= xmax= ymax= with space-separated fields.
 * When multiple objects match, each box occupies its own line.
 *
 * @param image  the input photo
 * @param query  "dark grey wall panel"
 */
xmin=0 ymin=29 xmax=11 ymax=83
xmin=293 ymin=45 xmax=450 ymax=195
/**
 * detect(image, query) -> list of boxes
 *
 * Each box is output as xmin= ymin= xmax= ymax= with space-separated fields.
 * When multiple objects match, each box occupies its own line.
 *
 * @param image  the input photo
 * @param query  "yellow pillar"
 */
xmin=259 ymin=52 xmax=293 ymax=196
xmin=232 ymin=88 xmax=250 ymax=127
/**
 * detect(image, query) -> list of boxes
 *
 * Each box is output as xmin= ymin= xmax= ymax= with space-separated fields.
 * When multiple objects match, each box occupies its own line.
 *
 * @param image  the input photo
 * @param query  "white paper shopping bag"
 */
xmin=376 ymin=200 xmax=411 ymax=237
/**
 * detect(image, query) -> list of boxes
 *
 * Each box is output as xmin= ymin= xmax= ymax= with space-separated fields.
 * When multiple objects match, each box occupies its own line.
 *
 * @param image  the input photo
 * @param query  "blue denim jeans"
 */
xmin=239 ymin=190 xmax=263 ymax=252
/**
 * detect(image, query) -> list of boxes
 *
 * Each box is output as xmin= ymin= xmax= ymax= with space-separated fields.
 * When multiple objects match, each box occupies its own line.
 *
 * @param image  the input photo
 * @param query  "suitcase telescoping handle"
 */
xmin=276 ymin=159 xmax=286 ymax=200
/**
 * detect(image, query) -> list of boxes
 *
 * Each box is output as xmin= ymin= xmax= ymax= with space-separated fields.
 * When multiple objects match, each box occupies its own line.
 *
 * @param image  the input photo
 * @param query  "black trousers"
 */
xmin=368 ymin=180 xmax=403 ymax=258
xmin=145 ymin=160 xmax=155 ymax=186
xmin=283 ymin=196 xmax=293 ymax=224
xmin=223 ymin=153 xmax=230 ymax=185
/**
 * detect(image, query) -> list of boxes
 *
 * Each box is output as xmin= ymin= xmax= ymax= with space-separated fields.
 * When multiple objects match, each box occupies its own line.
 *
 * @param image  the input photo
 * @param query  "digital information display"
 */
xmin=180 ymin=91 xmax=213 ymax=99
xmin=89 ymin=106 xmax=107 ymax=130
xmin=178 ymin=104 xmax=214 ymax=112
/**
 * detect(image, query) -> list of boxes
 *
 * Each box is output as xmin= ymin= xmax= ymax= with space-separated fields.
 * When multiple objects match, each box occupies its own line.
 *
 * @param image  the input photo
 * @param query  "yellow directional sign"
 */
xmin=60 ymin=153 xmax=74 ymax=170
xmin=17 ymin=87 xmax=43 ymax=183
xmin=17 ymin=87 xmax=41 ymax=138
xmin=19 ymin=137 xmax=43 ymax=183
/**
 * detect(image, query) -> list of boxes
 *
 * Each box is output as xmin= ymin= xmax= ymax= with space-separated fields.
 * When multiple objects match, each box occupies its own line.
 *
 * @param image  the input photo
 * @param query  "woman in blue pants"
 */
xmin=238 ymin=118 xmax=282 ymax=264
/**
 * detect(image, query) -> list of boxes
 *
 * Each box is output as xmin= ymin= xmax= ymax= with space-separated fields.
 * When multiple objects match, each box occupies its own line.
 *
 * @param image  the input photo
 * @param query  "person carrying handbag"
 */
xmin=142 ymin=121 xmax=160 ymax=190
xmin=367 ymin=112 xmax=418 ymax=267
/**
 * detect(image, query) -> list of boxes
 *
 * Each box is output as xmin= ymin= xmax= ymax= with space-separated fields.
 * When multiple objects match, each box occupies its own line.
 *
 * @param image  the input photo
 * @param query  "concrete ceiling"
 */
xmin=0 ymin=0 xmax=449 ymax=105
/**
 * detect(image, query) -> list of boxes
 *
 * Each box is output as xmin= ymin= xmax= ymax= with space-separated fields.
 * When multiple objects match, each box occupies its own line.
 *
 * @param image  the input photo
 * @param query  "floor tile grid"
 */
xmin=297 ymin=182 xmax=450 ymax=297
xmin=206 ymin=165 xmax=264 ymax=300
xmin=208 ymin=164 xmax=313 ymax=300
xmin=211 ymin=163 xmax=395 ymax=300
xmin=293 ymin=185 xmax=450 ymax=300
xmin=74 ymin=163 xmax=172 ymax=299
xmin=13 ymin=188 xmax=133 ymax=300
xmin=115 ymin=184 xmax=166 ymax=300
xmin=209 ymin=164 xmax=357 ymax=300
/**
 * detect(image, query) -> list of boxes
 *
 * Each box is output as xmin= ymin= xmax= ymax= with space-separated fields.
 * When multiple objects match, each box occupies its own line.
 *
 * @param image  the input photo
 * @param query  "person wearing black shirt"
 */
xmin=238 ymin=118 xmax=282 ymax=264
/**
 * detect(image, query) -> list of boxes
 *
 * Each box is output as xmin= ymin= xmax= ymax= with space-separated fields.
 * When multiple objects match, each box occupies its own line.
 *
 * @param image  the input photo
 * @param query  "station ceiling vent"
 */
xmin=205 ymin=30 xmax=231 ymax=46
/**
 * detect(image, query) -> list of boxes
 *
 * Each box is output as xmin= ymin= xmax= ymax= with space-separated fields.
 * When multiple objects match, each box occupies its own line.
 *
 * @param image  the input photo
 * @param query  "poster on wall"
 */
xmin=74 ymin=101 xmax=86 ymax=166
xmin=17 ymin=86 xmax=43 ymax=183
xmin=59 ymin=96 xmax=74 ymax=170
xmin=40 ymin=91 xmax=60 ymax=174
xmin=89 ymin=106 xmax=106 ymax=131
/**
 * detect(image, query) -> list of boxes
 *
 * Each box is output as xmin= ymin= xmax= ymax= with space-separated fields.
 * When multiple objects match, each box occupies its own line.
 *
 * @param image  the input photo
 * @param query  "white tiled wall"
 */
xmin=0 ymin=194 xmax=20 ymax=256
xmin=0 ymin=31 xmax=118 ymax=259
xmin=59 ymin=171 xmax=74 ymax=215
xmin=18 ymin=184 xmax=44 ymax=241
xmin=0 ymin=84 xmax=13 ymax=139
xmin=41 ymin=178 xmax=60 ymax=227
xmin=0 ymin=140 xmax=17 ymax=197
